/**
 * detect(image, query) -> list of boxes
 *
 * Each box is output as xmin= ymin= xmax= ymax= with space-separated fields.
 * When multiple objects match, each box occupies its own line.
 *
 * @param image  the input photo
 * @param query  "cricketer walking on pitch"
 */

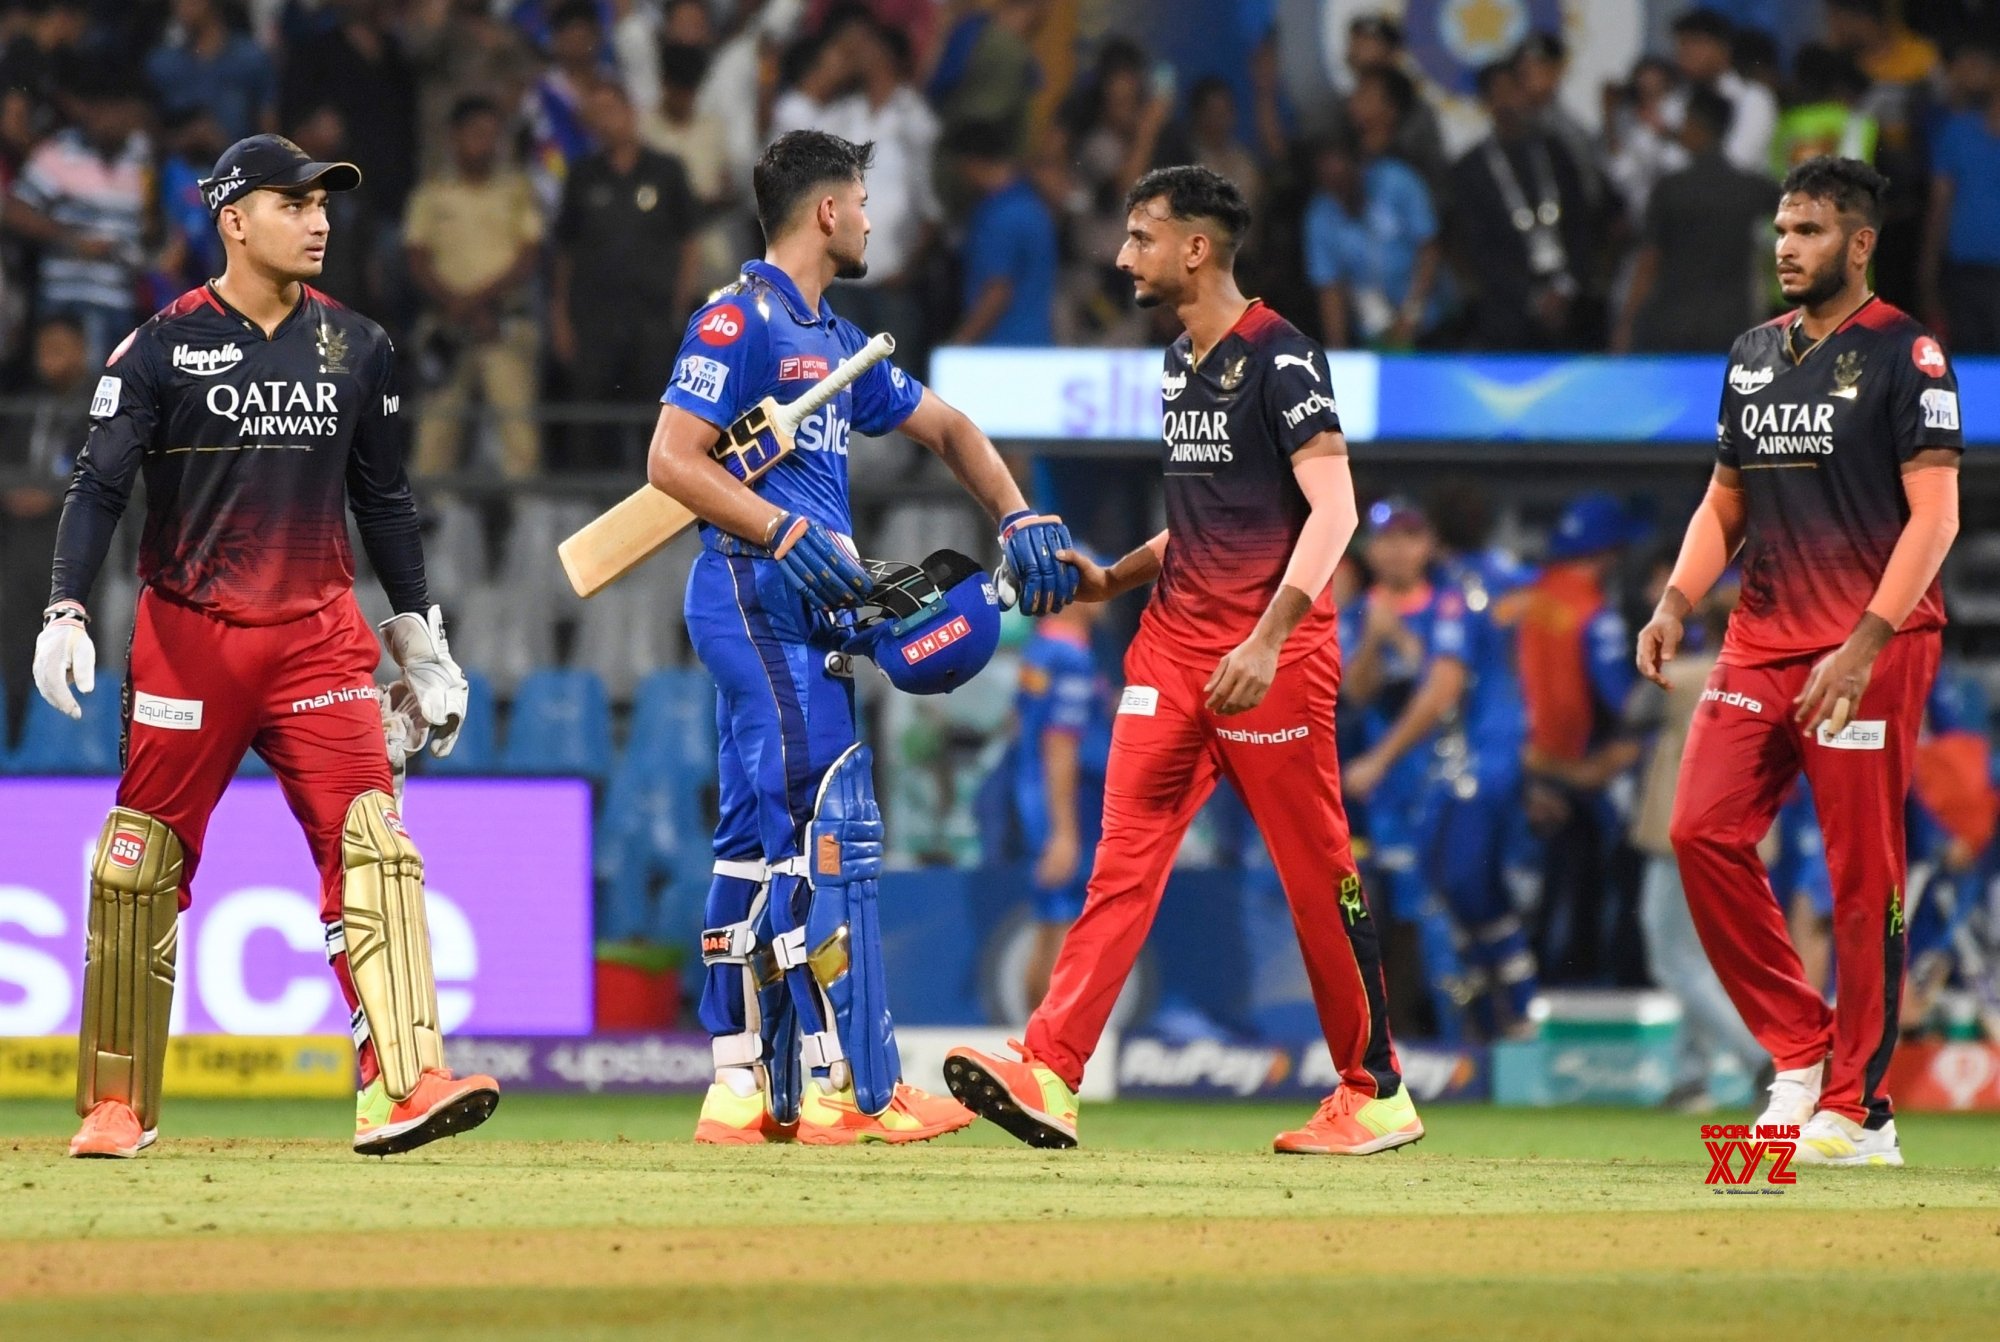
xmin=37 ymin=135 xmax=499 ymax=1159
xmin=945 ymin=166 xmax=1423 ymax=1155
xmin=644 ymin=129 xmax=1080 ymax=1145
xmin=1639 ymin=156 xmax=1964 ymax=1167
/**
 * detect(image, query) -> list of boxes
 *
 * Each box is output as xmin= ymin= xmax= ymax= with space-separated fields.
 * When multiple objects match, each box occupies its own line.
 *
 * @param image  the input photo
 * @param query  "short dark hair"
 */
xmin=551 ymin=0 xmax=600 ymax=32
xmin=1780 ymin=154 xmax=1889 ymax=228
xmin=942 ymin=119 xmax=1018 ymax=163
xmin=1671 ymin=8 xmax=1734 ymax=41
xmin=1683 ymin=85 xmax=1735 ymax=141
xmin=1517 ymin=30 xmax=1567 ymax=64
xmin=658 ymin=39 xmax=710 ymax=90
xmin=1124 ymin=164 xmax=1252 ymax=256
xmin=449 ymin=94 xmax=502 ymax=128
xmin=753 ymin=129 xmax=873 ymax=240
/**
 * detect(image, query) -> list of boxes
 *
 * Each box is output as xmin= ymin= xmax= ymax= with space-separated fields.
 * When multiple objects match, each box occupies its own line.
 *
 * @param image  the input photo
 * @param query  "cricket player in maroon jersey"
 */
xmin=34 ymin=135 xmax=499 ymax=1158
xmin=1638 ymin=157 xmax=1962 ymax=1167
xmin=945 ymin=166 xmax=1421 ymax=1154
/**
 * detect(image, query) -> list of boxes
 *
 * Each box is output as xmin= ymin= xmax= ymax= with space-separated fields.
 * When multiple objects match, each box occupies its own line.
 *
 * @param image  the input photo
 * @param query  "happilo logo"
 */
xmin=1729 ymin=363 xmax=1775 ymax=395
xmin=1161 ymin=369 xmax=1187 ymax=401
xmin=291 ymin=684 xmax=378 ymax=714
xmin=1700 ymin=688 xmax=1764 ymax=715
xmin=172 ymin=343 xmax=244 ymax=377
xmin=902 ymin=615 xmax=972 ymax=664
xmin=106 ymin=829 xmax=148 ymax=871
xmin=1214 ymin=723 xmax=1309 ymax=745
xmin=1702 ymin=1123 xmax=1798 ymax=1191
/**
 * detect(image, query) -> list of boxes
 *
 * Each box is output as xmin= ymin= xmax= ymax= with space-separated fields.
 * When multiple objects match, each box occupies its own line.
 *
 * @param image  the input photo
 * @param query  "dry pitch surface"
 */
xmin=4 ymin=1096 xmax=1999 ymax=1341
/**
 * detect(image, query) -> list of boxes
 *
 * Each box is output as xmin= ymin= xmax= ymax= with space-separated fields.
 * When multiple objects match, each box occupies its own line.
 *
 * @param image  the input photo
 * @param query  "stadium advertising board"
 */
xmin=0 ymin=778 xmax=593 ymax=1038
xmin=931 ymin=349 xmax=2000 ymax=443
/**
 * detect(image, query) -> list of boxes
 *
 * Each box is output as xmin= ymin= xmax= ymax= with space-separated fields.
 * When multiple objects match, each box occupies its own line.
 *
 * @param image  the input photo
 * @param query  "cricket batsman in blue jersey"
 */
xmin=645 ymin=130 xmax=1080 ymax=1145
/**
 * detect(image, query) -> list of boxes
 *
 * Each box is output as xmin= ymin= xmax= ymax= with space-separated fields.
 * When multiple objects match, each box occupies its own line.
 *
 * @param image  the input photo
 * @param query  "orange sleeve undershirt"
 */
xmin=1280 ymin=453 xmax=1359 ymax=600
xmin=1866 ymin=465 xmax=1959 ymax=630
xmin=1665 ymin=479 xmax=1747 ymax=608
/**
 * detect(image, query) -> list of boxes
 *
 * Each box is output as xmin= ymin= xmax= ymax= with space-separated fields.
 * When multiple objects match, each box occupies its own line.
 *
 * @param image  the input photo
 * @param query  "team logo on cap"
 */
xmin=201 ymin=165 xmax=246 ymax=211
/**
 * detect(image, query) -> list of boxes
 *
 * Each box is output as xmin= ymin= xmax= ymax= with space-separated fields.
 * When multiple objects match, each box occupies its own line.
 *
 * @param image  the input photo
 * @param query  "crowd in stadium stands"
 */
xmin=0 ymin=2 xmax=1996 ymax=1068
xmin=0 ymin=3 xmax=1995 ymax=475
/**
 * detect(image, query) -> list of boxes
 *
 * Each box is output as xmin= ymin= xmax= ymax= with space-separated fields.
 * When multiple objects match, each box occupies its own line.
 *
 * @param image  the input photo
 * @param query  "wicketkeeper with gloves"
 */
xmin=647 ymin=129 xmax=1079 ymax=1145
xmin=35 ymin=133 xmax=497 ymax=1160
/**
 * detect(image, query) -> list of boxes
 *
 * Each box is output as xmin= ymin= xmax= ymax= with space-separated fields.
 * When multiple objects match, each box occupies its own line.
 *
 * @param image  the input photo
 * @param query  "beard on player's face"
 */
xmin=1783 ymin=250 xmax=1849 ymax=308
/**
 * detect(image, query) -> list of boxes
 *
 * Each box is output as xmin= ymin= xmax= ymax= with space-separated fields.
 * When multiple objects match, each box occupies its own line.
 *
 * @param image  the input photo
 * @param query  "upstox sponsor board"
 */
xmin=0 ymin=1035 xmax=351 ymax=1099
xmin=1114 ymin=1036 xmax=1486 ymax=1103
xmin=0 ymin=778 xmax=592 ymax=1037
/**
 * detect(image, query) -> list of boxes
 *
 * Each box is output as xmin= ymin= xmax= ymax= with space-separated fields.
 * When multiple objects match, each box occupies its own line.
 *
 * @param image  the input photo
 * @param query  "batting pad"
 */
xmin=803 ymin=745 xmax=901 ymax=1115
xmin=78 ymin=808 xmax=183 ymax=1129
xmin=340 ymin=790 xmax=444 ymax=1101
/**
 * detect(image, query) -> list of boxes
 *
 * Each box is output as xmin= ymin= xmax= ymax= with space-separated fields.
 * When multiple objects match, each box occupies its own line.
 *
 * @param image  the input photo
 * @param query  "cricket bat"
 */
xmin=558 ymin=332 xmax=896 ymax=597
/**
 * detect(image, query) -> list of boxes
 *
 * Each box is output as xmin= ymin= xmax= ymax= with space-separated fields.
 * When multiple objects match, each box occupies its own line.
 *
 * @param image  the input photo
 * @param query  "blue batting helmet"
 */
xmin=843 ymin=549 xmax=1002 ymax=694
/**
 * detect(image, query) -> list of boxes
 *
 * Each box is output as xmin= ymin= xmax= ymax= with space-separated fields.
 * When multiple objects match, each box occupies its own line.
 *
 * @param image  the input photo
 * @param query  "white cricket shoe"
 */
xmin=1794 ymin=1111 xmax=1904 ymax=1167
xmin=1754 ymin=1061 xmax=1822 ymax=1130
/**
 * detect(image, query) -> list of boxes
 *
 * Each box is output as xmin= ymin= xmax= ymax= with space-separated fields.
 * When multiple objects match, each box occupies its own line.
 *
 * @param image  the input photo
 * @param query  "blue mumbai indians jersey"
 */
xmin=1011 ymin=628 xmax=1112 ymax=843
xmin=1435 ymin=549 xmax=1535 ymax=763
xmin=1360 ymin=582 xmax=1447 ymax=806
xmin=660 ymin=260 xmax=924 ymax=537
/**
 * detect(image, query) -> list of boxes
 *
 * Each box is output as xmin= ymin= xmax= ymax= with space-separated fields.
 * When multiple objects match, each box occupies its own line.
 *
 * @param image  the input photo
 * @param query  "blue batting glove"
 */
xmin=767 ymin=512 xmax=870 ymax=612
xmin=998 ymin=509 xmax=1080 ymax=615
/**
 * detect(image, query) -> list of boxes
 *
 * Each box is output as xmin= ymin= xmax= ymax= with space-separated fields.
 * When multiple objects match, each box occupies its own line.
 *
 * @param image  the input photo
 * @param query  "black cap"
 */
xmin=199 ymin=134 xmax=361 ymax=218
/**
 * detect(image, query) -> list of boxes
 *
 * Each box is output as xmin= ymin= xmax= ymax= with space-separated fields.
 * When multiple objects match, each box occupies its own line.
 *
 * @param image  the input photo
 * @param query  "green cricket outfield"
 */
xmin=3 ymin=1096 xmax=1998 ymax=1341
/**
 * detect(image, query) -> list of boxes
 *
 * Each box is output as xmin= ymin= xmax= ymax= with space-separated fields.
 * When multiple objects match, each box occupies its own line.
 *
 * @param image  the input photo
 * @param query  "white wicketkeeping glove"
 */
xmin=378 ymin=604 xmax=468 ymax=757
xmin=378 ymin=680 xmax=429 ymax=807
xmin=33 ymin=602 xmax=96 ymax=720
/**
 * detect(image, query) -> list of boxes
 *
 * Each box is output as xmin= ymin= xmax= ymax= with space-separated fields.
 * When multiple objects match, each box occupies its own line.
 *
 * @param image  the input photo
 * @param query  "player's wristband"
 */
xmin=41 ymin=601 xmax=88 ymax=629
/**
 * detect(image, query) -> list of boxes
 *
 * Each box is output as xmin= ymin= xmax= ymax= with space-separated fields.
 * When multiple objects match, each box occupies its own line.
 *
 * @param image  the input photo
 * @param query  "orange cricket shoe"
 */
xmin=353 ymin=1067 xmax=501 ymax=1156
xmin=1273 ymin=1083 xmax=1424 ymax=1155
xmin=693 ymin=1080 xmax=798 ymax=1145
xmin=69 ymin=1099 xmax=156 ymax=1159
xmin=795 ymin=1077 xmax=976 ymax=1146
xmin=942 ymin=1039 xmax=1079 ymax=1149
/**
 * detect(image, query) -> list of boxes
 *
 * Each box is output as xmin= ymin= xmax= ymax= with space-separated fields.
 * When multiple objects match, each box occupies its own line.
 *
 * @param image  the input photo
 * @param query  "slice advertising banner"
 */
xmin=0 ymin=778 xmax=593 ymax=1038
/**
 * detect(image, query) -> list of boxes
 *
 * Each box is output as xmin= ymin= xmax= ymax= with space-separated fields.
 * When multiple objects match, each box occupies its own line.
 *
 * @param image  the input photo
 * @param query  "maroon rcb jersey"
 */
xmin=1715 ymin=297 xmax=1962 ymax=666
xmin=1139 ymin=301 xmax=1344 ymax=666
xmin=50 ymin=284 xmax=426 ymax=626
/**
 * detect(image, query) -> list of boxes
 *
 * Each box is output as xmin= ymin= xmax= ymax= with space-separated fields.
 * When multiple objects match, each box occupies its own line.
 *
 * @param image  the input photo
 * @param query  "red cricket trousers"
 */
xmin=1024 ymin=630 xmax=1403 ymax=1096
xmin=120 ymin=587 xmax=392 ymax=1076
xmin=1669 ymin=629 xmax=1940 ymax=1127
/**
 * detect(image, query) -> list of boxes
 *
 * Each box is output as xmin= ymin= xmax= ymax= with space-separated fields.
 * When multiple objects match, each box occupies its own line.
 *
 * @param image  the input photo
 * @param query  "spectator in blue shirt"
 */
xmin=145 ymin=0 xmax=277 ymax=141
xmin=1921 ymin=69 xmax=2000 ymax=352
xmin=1302 ymin=131 xmax=1441 ymax=350
xmin=155 ymin=107 xmax=229 ymax=294
xmin=946 ymin=119 xmax=1057 ymax=347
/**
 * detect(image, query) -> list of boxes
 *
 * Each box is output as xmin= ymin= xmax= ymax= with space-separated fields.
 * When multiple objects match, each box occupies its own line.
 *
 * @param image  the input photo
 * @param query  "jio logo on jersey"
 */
xmin=794 ymin=403 xmax=849 ymax=457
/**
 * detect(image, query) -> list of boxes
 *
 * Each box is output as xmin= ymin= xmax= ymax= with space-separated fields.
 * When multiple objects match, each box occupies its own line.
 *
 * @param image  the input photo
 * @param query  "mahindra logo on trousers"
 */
xmin=1700 ymin=689 xmax=1764 ymax=714
xmin=292 ymin=685 xmax=378 ymax=713
xmin=1214 ymin=724 xmax=1309 ymax=744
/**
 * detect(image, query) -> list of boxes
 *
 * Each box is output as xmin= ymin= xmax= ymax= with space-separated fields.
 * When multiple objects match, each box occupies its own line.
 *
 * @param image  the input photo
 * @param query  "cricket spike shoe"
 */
xmin=942 ymin=1039 xmax=1079 ymax=1149
xmin=795 ymin=1077 xmax=977 ymax=1146
xmin=693 ymin=1080 xmax=798 ymax=1145
xmin=1273 ymin=1084 xmax=1425 ymax=1155
xmin=69 ymin=1099 xmax=157 ymax=1159
xmin=353 ymin=1067 xmax=501 ymax=1156
xmin=1793 ymin=1111 xmax=1904 ymax=1167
